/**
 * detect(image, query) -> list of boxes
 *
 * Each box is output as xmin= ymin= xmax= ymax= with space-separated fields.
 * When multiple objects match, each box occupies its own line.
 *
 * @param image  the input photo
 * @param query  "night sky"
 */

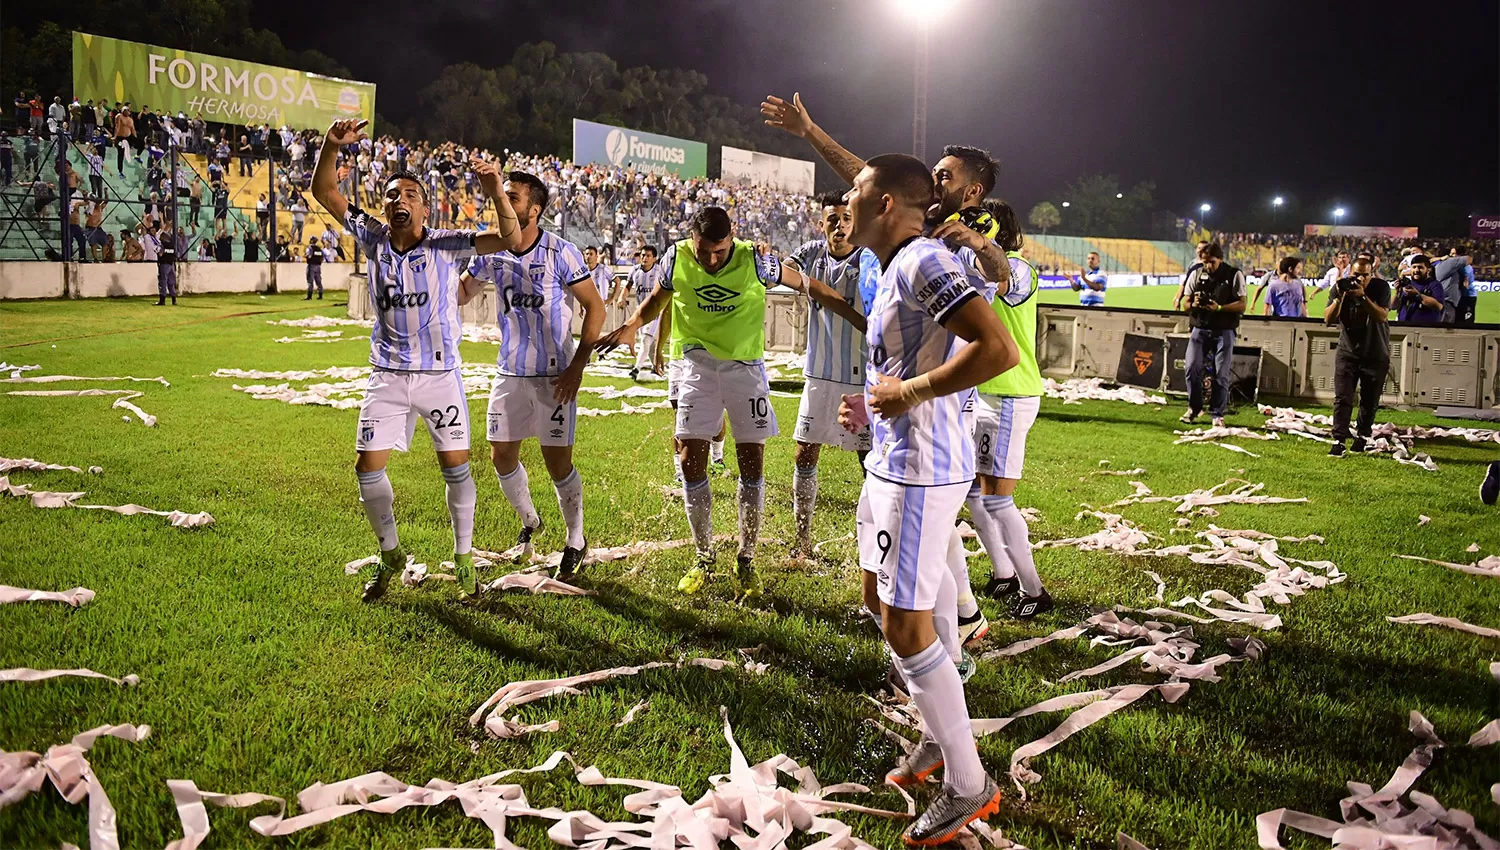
xmin=252 ymin=0 xmax=1499 ymax=231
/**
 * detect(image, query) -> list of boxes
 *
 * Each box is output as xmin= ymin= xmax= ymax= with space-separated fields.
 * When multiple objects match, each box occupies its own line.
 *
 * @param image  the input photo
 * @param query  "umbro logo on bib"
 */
xmin=696 ymin=282 xmax=738 ymax=304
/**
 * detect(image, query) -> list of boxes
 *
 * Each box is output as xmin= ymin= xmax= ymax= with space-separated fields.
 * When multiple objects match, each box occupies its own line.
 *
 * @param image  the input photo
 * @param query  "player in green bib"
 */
xmin=600 ymin=207 xmax=820 ymax=599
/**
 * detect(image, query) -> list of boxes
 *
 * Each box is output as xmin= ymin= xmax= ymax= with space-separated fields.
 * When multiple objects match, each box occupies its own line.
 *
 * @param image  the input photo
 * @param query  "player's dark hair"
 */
xmin=941 ymin=144 xmax=999 ymax=197
xmin=384 ymin=169 xmax=428 ymax=205
xmin=865 ymin=154 xmax=937 ymax=213
xmin=506 ymin=171 xmax=549 ymax=214
xmin=585 ymin=245 xmax=599 ymax=253
xmin=689 ymin=207 xmax=733 ymax=241
xmin=816 ymin=191 xmax=847 ymax=208
xmin=981 ymin=198 xmax=1023 ymax=252
xmin=1278 ymin=256 xmax=1301 ymax=275
xmin=641 ymin=245 xmax=658 ymax=257
xmin=1204 ymin=242 xmax=1225 ymax=259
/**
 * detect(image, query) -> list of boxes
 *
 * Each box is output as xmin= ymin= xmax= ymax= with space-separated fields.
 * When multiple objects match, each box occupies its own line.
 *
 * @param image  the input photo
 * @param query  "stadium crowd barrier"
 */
xmin=0 ymin=261 xmax=356 ymax=299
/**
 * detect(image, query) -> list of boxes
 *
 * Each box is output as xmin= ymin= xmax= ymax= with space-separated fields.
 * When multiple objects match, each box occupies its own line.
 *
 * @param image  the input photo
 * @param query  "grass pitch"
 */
xmin=1 ymin=293 xmax=1497 ymax=850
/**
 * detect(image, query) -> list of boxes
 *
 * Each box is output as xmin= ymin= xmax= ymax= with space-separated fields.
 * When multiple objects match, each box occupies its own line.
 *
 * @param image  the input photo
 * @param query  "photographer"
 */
xmin=1178 ymin=242 xmax=1246 ymax=427
xmin=1323 ymin=254 xmax=1390 ymax=457
xmin=1392 ymin=254 xmax=1444 ymax=324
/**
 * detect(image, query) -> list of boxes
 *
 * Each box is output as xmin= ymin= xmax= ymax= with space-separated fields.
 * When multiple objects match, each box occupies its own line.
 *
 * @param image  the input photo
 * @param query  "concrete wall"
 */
xmin=0 ymin=262 xmax=355 ymax=300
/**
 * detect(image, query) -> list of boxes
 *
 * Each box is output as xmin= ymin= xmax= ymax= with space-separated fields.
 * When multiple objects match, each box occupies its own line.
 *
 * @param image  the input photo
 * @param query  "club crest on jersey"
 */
xmin=695 ymin=282 xmax=738 ymax=313
xmin=407 ymin=250 xmax=428 ymax=274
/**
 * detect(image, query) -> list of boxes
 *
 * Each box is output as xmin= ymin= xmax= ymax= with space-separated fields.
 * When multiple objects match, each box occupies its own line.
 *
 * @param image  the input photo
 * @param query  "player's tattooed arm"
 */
xmin=760 ymin=93 xmax=865 ymax=185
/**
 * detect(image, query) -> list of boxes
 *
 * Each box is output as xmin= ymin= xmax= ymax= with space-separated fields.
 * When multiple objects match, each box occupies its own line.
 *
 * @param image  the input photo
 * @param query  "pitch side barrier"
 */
xmin=349 ymin=278 xmax=1498 ymax=412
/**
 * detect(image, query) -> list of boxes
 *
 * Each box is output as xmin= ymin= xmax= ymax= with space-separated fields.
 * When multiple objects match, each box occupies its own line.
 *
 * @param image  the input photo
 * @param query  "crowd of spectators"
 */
xmin=6 ymin=88 xmax=820 ymax=266
xmin=1218 ymin=231 xmax=1499 ymax=281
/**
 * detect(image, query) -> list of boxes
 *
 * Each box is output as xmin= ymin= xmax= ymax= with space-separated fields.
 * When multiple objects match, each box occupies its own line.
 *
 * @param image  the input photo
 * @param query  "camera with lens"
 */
xmin=1336 ymin=276 xmax=1360 ymax=293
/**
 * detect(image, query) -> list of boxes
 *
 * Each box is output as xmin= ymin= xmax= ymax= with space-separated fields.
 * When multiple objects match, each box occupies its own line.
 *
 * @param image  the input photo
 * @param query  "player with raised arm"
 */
xmin=456 ymin=172 xmax=606 ymax=583
xmin=781 ymin=191 xmax=874 ymax=558
xmin=598 ymin=207 xmax=786 ymax=599
xmin=764 ymin=91 xmax=1012 ymax=642
xmin=311 ymin=119 xmax=523 ymax=601
xmin=838 ymin=154 xmax=1019 ymax=845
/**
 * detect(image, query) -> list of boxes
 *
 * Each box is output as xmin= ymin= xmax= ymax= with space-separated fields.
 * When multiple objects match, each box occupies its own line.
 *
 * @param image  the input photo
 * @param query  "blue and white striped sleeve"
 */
xmin=754 ymin=250 xmax=782 ymax=287
xmin=786 ymin=239 xmax=820 ymax=272
xmin=999 ymin=256 xmax=1038 ymax=307
xmin=429 ymin=228 xmax=477 ymax=262
xmin=343 ymin=206 xmax=386 ymax=252
xmin=907 ymin=248 xmax=979 ymax=325
xmin=657 ymin=244 xmax=678 ymax=290
xmin=558 ymin=242 xmax=591 ymax=287
xmin=465 ymin=254 xmax=491 ymax=280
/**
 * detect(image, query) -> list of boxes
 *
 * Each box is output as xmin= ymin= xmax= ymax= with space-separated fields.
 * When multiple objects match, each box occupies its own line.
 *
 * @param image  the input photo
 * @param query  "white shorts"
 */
xmin=857 ymin=475 xmax=969 ymax=610
xmin=635 ymin=327 xmax=659 ymax=371
xmin=973 ymin=394 xmax=1041 ymax=480
xmin=357 ymin=369 xmax=471 ymax=453
xmin=486 ymin=374 xmax=577 ymax=446
xmin=667 ymin=360 xmax=685 ymax=404
xmin=675 ymin=348 xmax=779 ymax=443
xmin=794 ymin=377 xmax=871 ymax=452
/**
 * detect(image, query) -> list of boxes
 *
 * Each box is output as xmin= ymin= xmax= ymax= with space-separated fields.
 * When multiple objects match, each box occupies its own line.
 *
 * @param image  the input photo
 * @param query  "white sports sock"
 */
xmin=946 ymin=529 xmax=980 ymax=618
xmin=895 ymin=639 xmax=985 ymax=796
xmin=553 ymin=468 xmax=585 ymax=550
xmin=931 ymin=560 xmax=961 ymax=665
xmin=673 ymin=451 xmax=685 ymax=487
xmin=967 ymin=494 xmax=1015 ymax=580
xmin=497 ymin=464 xmax=541 ymax=529
xmin=737 ymin=477 xmax=764 ymax=559
xmin=683 ymin=477 xmax=713 ymax=555
xmin=989 ymin=495 xmax=1044 ymax=596
xmin=356 ymin=469 xmax=399 ymax=551
xmin=710 ymin=436 xmax=725 ymax=463
xmin=440 ymin=463 xmax=475 ymax=555
xmin=792 ymin=464 xmax=818 ymax=543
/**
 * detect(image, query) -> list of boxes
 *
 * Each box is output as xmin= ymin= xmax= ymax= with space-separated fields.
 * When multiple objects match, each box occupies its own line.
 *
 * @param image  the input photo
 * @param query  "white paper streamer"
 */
xmin=614 ymin=700 xmax=650 ymax=728
xmin=0 ymin=585 xmax=95 ymax=607
xmin=0 ymin=475 xmax=213 ymax=527
xmin=0 ymin=724 xmax=152 ymax=850
xmin=1008 ymin=683 xmax=1191 ymax=796
xmin=0 ymin=668 xmax=139 ymax=687
xmin=1386 ymin=613 xmax=1500 ymax=639
xmin=1044 ymin=378 xmax=1167 ymax=406
xmin=1395 ymin=553 xmax=1500 ymax=579
xmin=0 ymin=457 xmax=102 ymax=475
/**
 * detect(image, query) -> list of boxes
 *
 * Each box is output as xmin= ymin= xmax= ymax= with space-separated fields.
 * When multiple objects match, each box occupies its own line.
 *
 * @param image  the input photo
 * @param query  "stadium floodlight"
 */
xmin=1115 ymin=193 xmax=1124 ymax=199
xmin=1272 ymin=196 xmax=1284 ymax=207
xmin=1334 ymin=207 xmax=1346 ymax=219
xmin=1061 ymin=201 xmax=1070 ymax=208
xmin=892 ymin=0 xmax=960 ymax=162
xmin=892 ymin=0 xmax=959 ymax=18
xmin=1199 ymin=203 xmax=1212 ymax=213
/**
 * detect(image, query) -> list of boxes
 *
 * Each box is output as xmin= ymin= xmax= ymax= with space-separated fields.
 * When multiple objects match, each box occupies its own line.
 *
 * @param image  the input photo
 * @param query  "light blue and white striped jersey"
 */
xmin=1078 ymin=267 xmax=1107 ymax=306
xmin=630 ymin=263 xmax=662 ymax=303
xmin=345 ymin=206 xmax=475 ymax=371
xmin=864 ymin=237 xmax=983 ymax=487
xmin=587 ymin=263 xmax=614 ymax=301
xmin=787 ymin=239 xmax=869 ymax=384
xmin=465 ymin=229 xmax=591 ymax=378
xmin=1001 ymin=253 xmax=1039 ymax=307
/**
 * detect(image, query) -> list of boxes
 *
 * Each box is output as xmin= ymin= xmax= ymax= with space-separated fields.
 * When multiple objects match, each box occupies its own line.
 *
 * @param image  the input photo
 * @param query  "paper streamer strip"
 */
xmin=1044 ymin=377 xmax=1166 ymax=406
xmin=1386 ymin=613 xmax=1500 ymax=639
xmin=1174 ymin=426 xmax=1280 ymax=444
xmin=0 ymin=668 xmax=139 ymax=687
xmin=0 ymin=586 xmax=95 ymax=607
xmin=0 ymin=475 xmax=214 ymax=527
xmin=1395 ymin=553 xmax=1500 ymax=579
xmin=0 ymin=374 xmax=169 ymax=386
xmin=614 ymin=700 xmax=650 ymax=728
xmin=0 ymin=723 xmax=152 ymax=850
xmin=1008 ymin=683 xmax=1191 ymax=797
xmin=0 ymin=457 xmax=102 ymax=475
xmin=268 ymin=316 xmax=372 ymax=328
xmin=0 ymin=362 xmax=42 ymax=378
xmin=6 ymin=389 xmax=157 ymax=427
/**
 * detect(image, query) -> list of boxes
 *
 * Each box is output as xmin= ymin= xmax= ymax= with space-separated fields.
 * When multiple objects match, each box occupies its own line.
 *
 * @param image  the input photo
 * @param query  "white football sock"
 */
xmin=737 ymin=477 xmax=764 ymax=559
xmin=553 ymin=468 xmax=585 ymax=550
xmin=967 ymin=494 xmax=1015 ymax=580
xmin=673 ymin=451 xmax=685 ymax=487
xmin=683 ymin=477 xmax=713 ymax=556
xmin=895 ymin=639 xmax=985 ymax=796
xmin=988 ymin=495 xmax=1043 ymax=596
xmin=356 ymin=469 xmax=399 ymax=552
xmin=440 ymin=462 xmax=475 ymax=555
xmin=792 ymin=464 xmax=818 ymax=544
xmin=710 ymin=436 xmax=726 ymax=463
xmin=496 ymin=464 xmax=541 ymax=529
xmin=931 ymin=559 xmax=961 ymax=665
xmin=946 ymin=529 xmax=980 ymax=618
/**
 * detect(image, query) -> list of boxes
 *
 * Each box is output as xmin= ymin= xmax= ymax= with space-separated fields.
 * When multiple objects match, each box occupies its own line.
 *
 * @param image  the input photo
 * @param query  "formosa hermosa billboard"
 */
xmin=72 ymin=32 xmax=376 ymax=129
xmin=572 ymin=118 xmax=707 ymax=178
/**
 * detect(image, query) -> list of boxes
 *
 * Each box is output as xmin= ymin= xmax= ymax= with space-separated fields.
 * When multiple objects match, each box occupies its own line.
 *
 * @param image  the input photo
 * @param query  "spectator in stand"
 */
xmin=188 ymin=178 xmax=203 ymax=224
xmin=304 ymin=236 xmax=324 ymax=300
xmin=1071 ymin=251 xmax=1107 ymax=306
xmin=1432 ymin=246 xmax=1471 ymax=325
xmin=239 ymin=219 xmax=261 ymax=262
xmin=1179 ymin=242 xmax=1247 ymax=427
xmin=85 ymin=198 xmax=109 ymax=262
xmin=290 ymin=196 xmax=307 ymax=243
xmin=320 ymin=222 xmax=343 ymax=260
xmin=238 ymin=134 xmax=254 ymax=177
xmin=85 ymin=144 xmax=105 ymax=197
xmin=32 ymin=181 xmax=56 ymax=226
xmin=14 ymin=92 xmax=29 ymax=129
xmin=27 ymin=94 xmax=44 ymax=135
xmin=113 ymin=108 xmax=135 ymax=173
xmin=48 ymin=97 xmax=67 ymax=136
xmin=0 ymin=130 xmax=12 ymax=186
xmin=212 ymin=181 xmax=229 ymax=222
xmin=1392 ymin=254 xmax=1445 ymax=323
xmin=22 ymin=132 xmax=39 ymax=179
xmin=1324 ymin=254 xmax=1390 ymax=457
xmin=214 ymin=220 xmax=234 ymax=262
xmin=121 ymin=229 xmax=143 ymax=262
xmin=255 ymin=192 xmax=269 ymax=239
xmin=1259 ymin=256 xmax=1307 ymax=317
xmin=66 ymin=197 xmax=90 ymax=262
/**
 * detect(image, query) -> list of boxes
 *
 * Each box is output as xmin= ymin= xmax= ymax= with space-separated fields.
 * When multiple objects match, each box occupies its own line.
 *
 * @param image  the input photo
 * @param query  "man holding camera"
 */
xmin=1393 ymin=254 xmax=1444 ymax=323
xmin=1324 ymin=254 xmax=1391 ymax=457
xmin=1178 ymin=242 xmax=1246 ymax=427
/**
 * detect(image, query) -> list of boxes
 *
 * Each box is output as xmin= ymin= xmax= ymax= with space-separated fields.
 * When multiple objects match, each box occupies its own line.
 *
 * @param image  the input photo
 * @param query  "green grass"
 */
xmin=2 ymin=293 xmax=1497 ymax=850
xmin=1038 ymin=285 xmax=1500 ymax=323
